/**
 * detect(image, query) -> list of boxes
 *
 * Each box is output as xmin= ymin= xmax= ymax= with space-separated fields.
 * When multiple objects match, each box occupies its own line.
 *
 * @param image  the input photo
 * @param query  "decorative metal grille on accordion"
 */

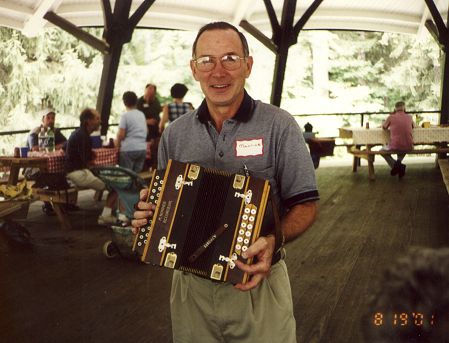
xmin=132 ymin=159 xmax=271 ymax=284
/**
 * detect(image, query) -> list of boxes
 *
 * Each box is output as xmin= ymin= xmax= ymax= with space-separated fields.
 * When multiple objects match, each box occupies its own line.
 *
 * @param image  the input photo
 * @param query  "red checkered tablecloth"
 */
xmin=91 ymin=148 xmax=119 ymax=166
xmin=28 ymin=150 xmax=65 ymax=173
xmin=28 ymin=148 xmax=119 ymax=173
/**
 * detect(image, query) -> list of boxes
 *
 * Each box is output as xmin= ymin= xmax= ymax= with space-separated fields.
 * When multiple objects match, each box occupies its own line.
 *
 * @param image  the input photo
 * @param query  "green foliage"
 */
xmin=0 ymin=26 xmax=444 ymax=152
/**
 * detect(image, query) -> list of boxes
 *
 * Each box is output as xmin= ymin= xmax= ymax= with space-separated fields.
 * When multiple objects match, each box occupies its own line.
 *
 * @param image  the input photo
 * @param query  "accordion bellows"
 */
xmin=133 ymin=160 xmax=271 ymax=284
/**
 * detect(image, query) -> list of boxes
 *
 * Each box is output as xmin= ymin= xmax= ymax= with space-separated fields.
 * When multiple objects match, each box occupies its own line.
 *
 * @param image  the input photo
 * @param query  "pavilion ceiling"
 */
xmin=0 ymin=0 xmax=447 ymax=37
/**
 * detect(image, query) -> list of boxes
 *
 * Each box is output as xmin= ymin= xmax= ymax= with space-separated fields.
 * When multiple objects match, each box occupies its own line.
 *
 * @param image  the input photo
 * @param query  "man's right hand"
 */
xmin=131 ymin=188 xmax=156 ymax=234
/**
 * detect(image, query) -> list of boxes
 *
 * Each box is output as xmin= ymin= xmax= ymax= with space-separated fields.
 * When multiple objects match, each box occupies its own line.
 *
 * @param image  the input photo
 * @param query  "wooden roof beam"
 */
xmin=44 ymin=11 xmax=109 ymax=54
xmin=22 ymin=0 xmax=62 ymax=36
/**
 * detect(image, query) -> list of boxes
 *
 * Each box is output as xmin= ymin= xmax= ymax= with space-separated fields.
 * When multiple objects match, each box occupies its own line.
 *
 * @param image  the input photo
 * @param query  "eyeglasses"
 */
xmin=192 ymin=54 xmax=246 ymax=72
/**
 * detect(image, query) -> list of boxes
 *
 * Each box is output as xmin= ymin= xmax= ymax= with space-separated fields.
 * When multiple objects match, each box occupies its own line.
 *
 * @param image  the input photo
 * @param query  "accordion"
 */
xmin=132 ymin=160 xmax=272 ymax=284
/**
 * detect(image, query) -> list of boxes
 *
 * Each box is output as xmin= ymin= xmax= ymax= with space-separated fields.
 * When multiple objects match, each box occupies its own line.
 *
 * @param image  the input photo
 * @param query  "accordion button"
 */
xmin=241 ymin=222 xmax=247 ymax=228
xmin=235 ymin=244 xmax=241 ymax=250
xmin=247 ymin=224 xmax=253 ymax=230
xmin=242 ymin=214 xmax=248 ymax=220
xmin=251 ymin=209 xmax=257 ymax=215
xmin=244 ymin=208 xmax=250 ymax=214
xmin=244 ymin=238 xmax=249 ymax=244
xmin=242 ymin=246 xmax=248 ymax=252
xmin=239 ymin=229 xmax=245 ymax=235
xmin=245 ymin=231 xmax=251 ymax=237
xmin=237 ymin=237 xmax=243 ymax=242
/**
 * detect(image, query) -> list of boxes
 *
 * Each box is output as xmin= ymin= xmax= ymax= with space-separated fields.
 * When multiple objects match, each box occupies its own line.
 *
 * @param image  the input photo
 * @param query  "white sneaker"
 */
xmin=97 ymin=215 xmax=117 ymax=225
xmin=117 ymin=213 xmax=129 ymax=224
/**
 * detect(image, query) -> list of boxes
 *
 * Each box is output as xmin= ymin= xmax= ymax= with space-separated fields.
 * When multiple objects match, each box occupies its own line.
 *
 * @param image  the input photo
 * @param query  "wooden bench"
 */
xmin=347 ymin=146 xmax=449 ymax=180
xmin=438 ymin=159 xmax=449 ymax=195
xmin=32 ymin=187 xmax=78 ymax=230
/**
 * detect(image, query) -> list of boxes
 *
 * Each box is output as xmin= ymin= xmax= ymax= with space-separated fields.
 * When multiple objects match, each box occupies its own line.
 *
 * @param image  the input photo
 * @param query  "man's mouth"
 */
xmin=211 ymin=84 xmax=230 ymax=89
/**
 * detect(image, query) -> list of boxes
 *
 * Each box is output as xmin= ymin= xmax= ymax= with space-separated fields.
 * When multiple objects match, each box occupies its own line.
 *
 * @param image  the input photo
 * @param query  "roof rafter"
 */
xmin=231 ymin=0 xmax=256 ymax=27
xmin=22 ymin=0 xmax=63 ymax=36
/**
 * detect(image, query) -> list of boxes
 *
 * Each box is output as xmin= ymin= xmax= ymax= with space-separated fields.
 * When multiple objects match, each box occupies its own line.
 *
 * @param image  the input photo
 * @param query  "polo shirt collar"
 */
xmin=196 ymin=90 xmax=255 ymax=124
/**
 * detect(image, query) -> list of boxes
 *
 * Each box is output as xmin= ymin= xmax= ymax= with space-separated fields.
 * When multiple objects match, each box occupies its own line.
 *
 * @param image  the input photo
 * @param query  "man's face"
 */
xmin=190 ymin=29 xmax=253 ymax=108
xmin=88 ymin=110 xmax=101 ymax=132
xmin=43 ymin=113 xmax=55 ymax=129
xmin=144 ymin=85 xmax=156 ymax=102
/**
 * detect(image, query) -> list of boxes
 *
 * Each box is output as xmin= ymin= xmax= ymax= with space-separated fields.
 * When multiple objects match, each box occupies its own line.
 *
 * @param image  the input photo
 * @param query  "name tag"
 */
xmin=235 ymin=138 xmax=264 ymax=157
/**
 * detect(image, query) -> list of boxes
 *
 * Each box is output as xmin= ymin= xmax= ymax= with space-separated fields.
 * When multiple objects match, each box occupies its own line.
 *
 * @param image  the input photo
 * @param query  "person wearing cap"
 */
xmin=159 ymin=83 xmax=194 ymax=134
xmin=27 ymin=109 xmax=67 ymax=151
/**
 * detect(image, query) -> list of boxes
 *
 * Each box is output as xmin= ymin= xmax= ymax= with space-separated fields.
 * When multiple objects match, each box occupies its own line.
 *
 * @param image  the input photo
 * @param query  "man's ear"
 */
xmin=190 ymin=60 xmax=199 ymax=81
xmin=244 ymin=56 xmax=253 ymax=78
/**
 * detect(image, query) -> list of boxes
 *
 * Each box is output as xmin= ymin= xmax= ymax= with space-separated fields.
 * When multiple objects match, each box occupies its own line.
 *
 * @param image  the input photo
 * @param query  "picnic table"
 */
xmin=339 ymin=126 xmax=449 ymax=180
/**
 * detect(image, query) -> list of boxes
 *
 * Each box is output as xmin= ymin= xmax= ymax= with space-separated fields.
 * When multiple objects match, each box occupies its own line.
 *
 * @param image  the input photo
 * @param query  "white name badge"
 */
xmin=235 ymin=138 xmax=264 ymax=157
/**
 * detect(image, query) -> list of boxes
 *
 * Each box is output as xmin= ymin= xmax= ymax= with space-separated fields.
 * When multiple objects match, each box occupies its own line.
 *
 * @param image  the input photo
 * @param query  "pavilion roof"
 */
xmin=1 ymin=0 xmax=447 ymax=37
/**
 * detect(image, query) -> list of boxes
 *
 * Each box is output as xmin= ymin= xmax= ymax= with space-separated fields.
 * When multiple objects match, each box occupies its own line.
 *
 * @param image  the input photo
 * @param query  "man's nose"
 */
xmin=211 ymin=59 xmax=227 ymax=75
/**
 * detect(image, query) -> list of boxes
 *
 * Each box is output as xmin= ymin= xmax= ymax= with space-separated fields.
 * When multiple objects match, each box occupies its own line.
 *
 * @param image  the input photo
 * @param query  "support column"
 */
xmin=270 ymin=0 xmax=296 ymax=107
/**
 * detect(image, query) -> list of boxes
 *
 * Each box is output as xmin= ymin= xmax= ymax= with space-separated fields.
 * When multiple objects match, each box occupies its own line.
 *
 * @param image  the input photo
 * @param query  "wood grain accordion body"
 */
xmin=132 ymin=160 xmax=271 ymax=284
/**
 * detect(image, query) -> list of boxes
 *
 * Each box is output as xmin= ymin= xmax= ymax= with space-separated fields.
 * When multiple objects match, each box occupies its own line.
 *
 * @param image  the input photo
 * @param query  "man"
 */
xmin=65 ymin=108 xmax=117 ymax=225
xmin=27 ymin=109 xmax=67 ymax=151
xmin=117 ymin=91 xmax=147 ymax=173
xmin=137 ymin=83 xmax=162 ymax=169
xmin=136 ymin=83 xmax=162 ymax=141
xmin=132 ymin=22 xmax=319 ymax=343
xmin=27 ymin=109 xmax=68 ymax=215
xmin=381 ymin=101 xmax=414 ymax=178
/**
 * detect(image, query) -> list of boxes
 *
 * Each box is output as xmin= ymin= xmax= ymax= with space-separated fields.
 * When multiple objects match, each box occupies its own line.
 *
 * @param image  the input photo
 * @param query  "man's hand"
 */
xmin=234 ymin=234 xmax=275 ymax=291
xmin=131 ymin=188 xmax=156 ymax=234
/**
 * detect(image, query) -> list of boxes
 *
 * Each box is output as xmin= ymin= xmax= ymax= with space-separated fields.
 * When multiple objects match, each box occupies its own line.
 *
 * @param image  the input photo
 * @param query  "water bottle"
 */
xmin=46 ymin=128 xmax=55 ymax=152
xmin=38 ymin=127 xmax=46 ymax=151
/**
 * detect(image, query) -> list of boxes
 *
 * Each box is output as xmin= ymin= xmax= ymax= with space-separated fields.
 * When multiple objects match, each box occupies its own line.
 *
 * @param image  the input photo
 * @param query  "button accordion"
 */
xmin=132 ymin=160 xmax=272 ymax=284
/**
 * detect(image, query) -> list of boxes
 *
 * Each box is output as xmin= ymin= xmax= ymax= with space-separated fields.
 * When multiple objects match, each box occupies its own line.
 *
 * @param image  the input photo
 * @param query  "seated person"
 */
xmin=303 ymin=122 xmax=319 ymax=169
xmin=27 ymin=109 xmax=67 ymax=151
xmin=362 ymin=247 xmax=449 ymax=343
xmin=27 ymin=109 xmax=67 ymax=215
xmin=381 ymin=101 xmax=415 ymax=178
xmin=65 ymin=108 xmax=117 ymax=225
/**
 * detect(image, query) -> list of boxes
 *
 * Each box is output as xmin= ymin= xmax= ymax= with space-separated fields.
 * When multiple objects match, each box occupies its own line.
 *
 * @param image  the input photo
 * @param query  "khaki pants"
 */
xmin=66 ymin=169 xmax=105 ymax=191
xmin=170 ymin=260 xmax=296 ymax=343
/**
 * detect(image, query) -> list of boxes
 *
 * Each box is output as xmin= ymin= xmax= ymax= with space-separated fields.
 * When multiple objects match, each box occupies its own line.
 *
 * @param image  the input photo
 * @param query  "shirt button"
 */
xmin=219 ymin=151 xmax=224 ymax=158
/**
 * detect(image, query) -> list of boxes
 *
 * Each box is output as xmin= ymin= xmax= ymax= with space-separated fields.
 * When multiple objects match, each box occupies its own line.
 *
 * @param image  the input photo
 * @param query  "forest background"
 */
xmin=0 ymin=26 xmax=443 ymax=152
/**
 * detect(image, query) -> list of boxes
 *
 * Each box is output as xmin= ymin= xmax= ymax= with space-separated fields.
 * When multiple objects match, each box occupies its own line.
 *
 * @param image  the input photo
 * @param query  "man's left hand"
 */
xmin=234 ymin=234 xmax=275 ymax=291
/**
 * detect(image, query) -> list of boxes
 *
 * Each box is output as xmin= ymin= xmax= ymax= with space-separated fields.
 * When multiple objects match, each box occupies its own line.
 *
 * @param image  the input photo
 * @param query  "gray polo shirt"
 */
xmin=158 ymin=91 xmax=319 ymax=212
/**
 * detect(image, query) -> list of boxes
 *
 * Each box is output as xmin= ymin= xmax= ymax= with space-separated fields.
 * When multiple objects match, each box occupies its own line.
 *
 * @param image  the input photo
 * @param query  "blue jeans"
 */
xmin=119 ymin=150 xmax=146 ymax=172
xmin=380 ymin=148 xmax=406 ymax=168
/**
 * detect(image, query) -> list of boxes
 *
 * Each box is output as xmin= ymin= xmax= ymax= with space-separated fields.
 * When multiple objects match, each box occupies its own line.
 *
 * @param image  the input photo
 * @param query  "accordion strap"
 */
xmin=270 ymin=197 xmax=284 ymax=256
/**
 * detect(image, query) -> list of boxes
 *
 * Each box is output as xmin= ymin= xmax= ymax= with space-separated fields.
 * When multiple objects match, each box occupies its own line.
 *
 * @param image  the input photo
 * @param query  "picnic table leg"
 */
xmin=8 ymin=165 xmax=20 ymax=185
xmin=50 ymin=201 xmax=72 ymax=230
xmin=352 ymin=156 xmax=359 ymax=172
xmin=368 ymin=155 xmax=375 ymax=180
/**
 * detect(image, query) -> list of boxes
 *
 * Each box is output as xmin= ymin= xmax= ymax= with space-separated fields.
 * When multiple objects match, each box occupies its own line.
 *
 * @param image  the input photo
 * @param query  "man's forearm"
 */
xmin=281 ymin=201 xmax=318 ymax=243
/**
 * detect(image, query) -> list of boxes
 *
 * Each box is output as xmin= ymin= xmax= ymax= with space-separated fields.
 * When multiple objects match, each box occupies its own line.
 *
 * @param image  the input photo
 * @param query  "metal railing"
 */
xmin=0 ymin=124 xmax=118 ymax=137
xmin=293 ymin=110 xmax=441 ymax=127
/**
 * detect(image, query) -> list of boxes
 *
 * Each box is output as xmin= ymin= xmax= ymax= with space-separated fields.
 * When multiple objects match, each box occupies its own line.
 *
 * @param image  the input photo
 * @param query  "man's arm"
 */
xmin=116 ymin=128 xmax=126 ymax=148
xmin=234 ymin=200 xmax=318 ymax=291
